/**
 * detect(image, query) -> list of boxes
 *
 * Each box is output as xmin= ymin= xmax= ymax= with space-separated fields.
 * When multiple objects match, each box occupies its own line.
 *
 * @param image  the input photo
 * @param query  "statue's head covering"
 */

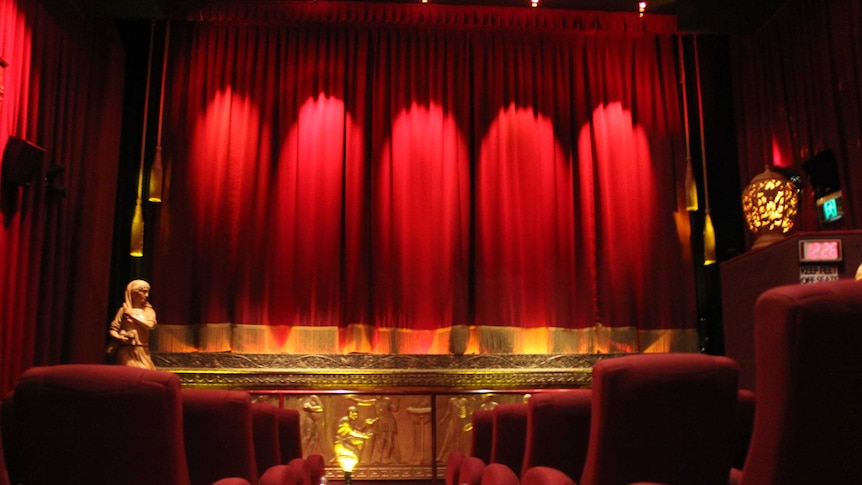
xmin=125 ymin=279 xmax=151 ymax=308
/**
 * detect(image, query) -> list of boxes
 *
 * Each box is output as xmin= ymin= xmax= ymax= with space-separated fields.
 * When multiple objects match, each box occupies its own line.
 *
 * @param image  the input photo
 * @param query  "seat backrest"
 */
xmin=521 ymin=389 xmax=591 ymax=479
xmin=481 ymin=463 xmax=520 ymax=485
xmin=259 ymin=464 xmax=299 ymax=485
xmin=740 ymin=279 xmax=862 ymax=485
xmin=733 ymin=389 xmax=756 ymax=470
xmin=1 ymin=393 xmax=19 ymax=485
xmin=302 ymin=453 xmax=325 ymax=485
xmin=182 ymin=389 xmax=258 ymax=485
xmin=276 ymin=407 xmax=303 ymax=463
xmin=453 ymin=408 xmax=496 ymax=485
xmin=489 ymin=403 xmax=528 ymax=474
xmin=275 ymin=405 xmax=325 ymax=485
xmin=445 ymin=451 xmax=465 ymax=485
xmin=0 ymin=397 xmax=10 ymax=485
xmin=470 ymin=409 xmax=494 ymax=464
xmin=459 ymin=455 xmax=487 ymax=485
xmin=579 ymin=353 xmax=738 ymax=485
xmin=253 ymin=402 xmax=282 ymax=473
xmin=10 ymin=364 xmax=190 ymax=485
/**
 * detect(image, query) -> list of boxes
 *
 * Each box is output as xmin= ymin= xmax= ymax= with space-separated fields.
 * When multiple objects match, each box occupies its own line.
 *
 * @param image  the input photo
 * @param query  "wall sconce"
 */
xmin=741 ymin=166 xmax=799 ymax=250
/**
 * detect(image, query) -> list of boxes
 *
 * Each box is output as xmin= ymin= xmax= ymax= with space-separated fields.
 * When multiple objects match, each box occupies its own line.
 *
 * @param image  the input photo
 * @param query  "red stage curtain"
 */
xmin=151 ymin=2 xmax=696 ymax=354
xmin=731 ymin=0 xmax=862 ymax=237
xmin=0 ymin=0 xmax=124 ymax=393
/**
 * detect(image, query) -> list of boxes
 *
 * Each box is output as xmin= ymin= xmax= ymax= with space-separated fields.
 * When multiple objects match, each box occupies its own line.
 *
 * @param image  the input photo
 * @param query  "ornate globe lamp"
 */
xmin=741 ymin=166 xmax=799 ymax=250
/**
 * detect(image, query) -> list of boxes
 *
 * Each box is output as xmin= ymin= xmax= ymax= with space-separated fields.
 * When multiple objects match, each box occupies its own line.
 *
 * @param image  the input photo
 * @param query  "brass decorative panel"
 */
xmin=152 ymin=353 xmax=611 ymax=390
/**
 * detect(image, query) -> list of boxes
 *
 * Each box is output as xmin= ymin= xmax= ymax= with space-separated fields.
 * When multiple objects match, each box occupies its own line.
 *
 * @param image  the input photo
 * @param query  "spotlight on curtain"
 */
xmin=741 ymin=166 xmax=799 ymax=250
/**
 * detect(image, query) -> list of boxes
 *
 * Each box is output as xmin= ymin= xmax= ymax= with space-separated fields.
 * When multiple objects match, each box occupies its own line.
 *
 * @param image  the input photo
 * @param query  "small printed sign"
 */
xmin=799 ymin=265 xmax=839 ymax=284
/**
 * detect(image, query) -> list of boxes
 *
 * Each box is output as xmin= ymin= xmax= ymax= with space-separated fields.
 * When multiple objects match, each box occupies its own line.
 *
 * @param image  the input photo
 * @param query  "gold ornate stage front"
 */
xmin=153 ymin=353 xmax=612 ymax=481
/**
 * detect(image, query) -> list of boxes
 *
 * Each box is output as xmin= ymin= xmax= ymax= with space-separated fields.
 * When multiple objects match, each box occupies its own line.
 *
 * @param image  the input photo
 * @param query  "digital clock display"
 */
xmin=798 ymin=239 xmax=843 ymax=263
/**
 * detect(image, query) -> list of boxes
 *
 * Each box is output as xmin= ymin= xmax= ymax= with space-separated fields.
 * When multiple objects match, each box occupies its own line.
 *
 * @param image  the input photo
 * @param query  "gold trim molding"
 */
xmin=153 ymin=353 xmax=615 ymax=390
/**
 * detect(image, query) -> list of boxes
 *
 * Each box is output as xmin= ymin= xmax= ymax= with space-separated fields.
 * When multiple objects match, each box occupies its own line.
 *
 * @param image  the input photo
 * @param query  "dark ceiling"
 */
xmin=75 ymin=0 xmax=788 ymax=34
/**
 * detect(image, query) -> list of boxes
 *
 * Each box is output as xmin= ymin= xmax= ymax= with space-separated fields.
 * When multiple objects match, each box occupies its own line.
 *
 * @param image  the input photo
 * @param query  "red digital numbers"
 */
xmin=802 ymin=240 xmax=840 ymax=262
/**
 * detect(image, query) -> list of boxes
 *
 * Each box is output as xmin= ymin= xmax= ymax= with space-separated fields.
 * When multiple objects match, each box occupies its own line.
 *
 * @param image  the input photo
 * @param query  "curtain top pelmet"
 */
xmin=171 ymin=0 xmax=677 ymax=34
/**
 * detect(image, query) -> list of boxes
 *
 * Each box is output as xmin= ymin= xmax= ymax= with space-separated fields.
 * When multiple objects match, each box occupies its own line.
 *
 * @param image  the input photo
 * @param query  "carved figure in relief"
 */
xmin=302 ymin=394 xmax=325 ymax=456
xmin=369 ymin=396 xmax=400 ymax=465
xmin=435 ymin=396 xmax=470 ymax=462
xmin=478 ymin=393 xmax=499 ymax=411
xmin=406 ymin=397 xmax=432 ymax=464
xmin=333 ymin=405 xmax=377 ymax=468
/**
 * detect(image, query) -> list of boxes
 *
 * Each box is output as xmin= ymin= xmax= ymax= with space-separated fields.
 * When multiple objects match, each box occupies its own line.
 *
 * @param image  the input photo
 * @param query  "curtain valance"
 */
xmin=171 ymin=0 xmax=677 ymax=34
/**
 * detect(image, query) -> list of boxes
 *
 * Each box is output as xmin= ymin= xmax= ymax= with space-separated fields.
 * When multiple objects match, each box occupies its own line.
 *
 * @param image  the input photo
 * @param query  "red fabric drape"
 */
xmin=152 ymin=2 xmax=695 ymax=353
xmin=371 ymin=27 xmax=472 ymax=332
xmin=732 ymin=0 xmax=862 ymax=238
xmin=0 ymin=0 xmax=124 ymax=393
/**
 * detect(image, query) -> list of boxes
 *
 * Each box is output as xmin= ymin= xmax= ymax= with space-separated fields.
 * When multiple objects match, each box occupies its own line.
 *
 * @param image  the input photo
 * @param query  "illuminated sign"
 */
xmin=816 ymin=191 xmax=844 ymax=224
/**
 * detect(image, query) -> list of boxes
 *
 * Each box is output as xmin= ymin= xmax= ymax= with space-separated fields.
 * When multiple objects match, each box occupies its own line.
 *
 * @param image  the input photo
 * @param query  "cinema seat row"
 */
xmin=447 ymin=279 xmax=862 ymax=485
xmin=448 ymin=352 xmax=745 ymax=485
xmin=0 ymin=364 xmax=323 ymax=485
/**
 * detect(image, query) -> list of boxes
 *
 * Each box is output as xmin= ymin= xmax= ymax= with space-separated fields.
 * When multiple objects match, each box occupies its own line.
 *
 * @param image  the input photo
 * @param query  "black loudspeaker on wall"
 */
xmin=2 ymin=135 xmax=45 ymax=187
xmin=802 ymin=149 xmax=844 ymax=224
xmin=802 ymin=149 xmax=841 ymax=199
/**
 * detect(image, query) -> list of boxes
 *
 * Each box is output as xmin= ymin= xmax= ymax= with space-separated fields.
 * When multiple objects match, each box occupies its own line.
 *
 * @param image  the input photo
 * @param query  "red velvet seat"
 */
xmin=0 ymin=397 xmax=10 ymax=485
xmin=523 ymin=353 xmax=738 ymax=485
xmin=284 ymin=454 xmax=325 ymax=485
xmin=182 ymin=389 xmax=259 ymax=485
xmin=477 ymin=390 xmax=591 ymax=484
xmin=446 ymin=407 xmax=495 ymax=485
xmin=489 ymin=403 xmax=529 ymax=475
xmin=733 ymin=389 xmax=756 ymax=470
xmin=736 ymin=279 xmax=862 ymax=485
xmin=253 ymin=402 xmax=283 ymax=475
xmin=459 ymin=455 xmax=488 ymax=485
xmin=520 ymin=390 xmax=592 ymax=480
xmin=276 ymin=407 xmax=303 ymax=463
xmin=446 ymin=451 xmax=466 ymax=485
xmin=0 ymin=393 xmax=20 ymax=485
xmin=259 ymin=464 xmax=301 ymax=485
xmin=304 ymin=454 xmax=325 ymax=485
xmin=273 ymin=405 xmax=324 ymax=485
xmin=579 ymin=353 xmax=738 ymax=485
xmin=520 ymin=466 xmax=576 ymax=485
xmin=9 ymin=364 xmax=191 ymax=485
xmin=471 ymin=409 xmax=494 ymax=464
xmin=481 ymin=462 xmax=521 ymax=485
xmin=461 ymin=402 xmax=529 ymax=485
